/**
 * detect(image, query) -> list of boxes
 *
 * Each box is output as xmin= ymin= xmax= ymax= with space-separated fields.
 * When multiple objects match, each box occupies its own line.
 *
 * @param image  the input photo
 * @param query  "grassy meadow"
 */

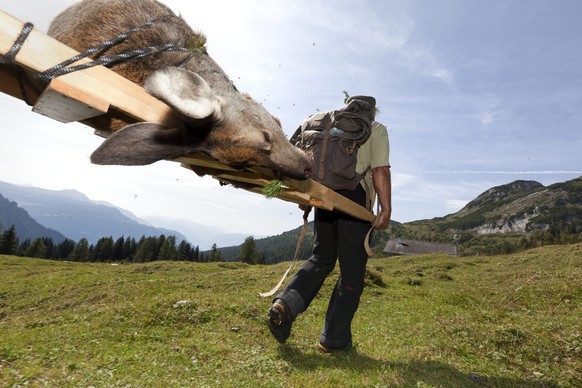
xmin=1 ymin=244 xmax=581 ymax=387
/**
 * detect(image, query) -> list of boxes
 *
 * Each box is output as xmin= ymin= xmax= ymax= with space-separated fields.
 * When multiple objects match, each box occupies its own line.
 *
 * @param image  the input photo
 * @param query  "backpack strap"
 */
xmin=317 ymin=116 xmax=333 ymax=181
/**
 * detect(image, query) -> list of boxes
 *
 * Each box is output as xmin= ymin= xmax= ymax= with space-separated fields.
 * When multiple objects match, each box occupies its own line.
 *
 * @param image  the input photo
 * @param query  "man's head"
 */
xmin=345 ymin=95 xmax=378 ymax=119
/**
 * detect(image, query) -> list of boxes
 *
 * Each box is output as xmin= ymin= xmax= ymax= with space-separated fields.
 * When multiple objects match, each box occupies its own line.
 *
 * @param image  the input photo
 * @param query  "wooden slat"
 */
xmin=0 ymin=10 xmax=179 ymax=127
xmin=32 ymin=77 xmax=110 ymax=122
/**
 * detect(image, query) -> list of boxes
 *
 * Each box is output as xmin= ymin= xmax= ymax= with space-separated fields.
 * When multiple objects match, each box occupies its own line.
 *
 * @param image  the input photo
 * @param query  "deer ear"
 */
xmin=144 ymin=67 xmax=223 ymax=121
xmin=90 ymin=123 xmax=190 ymax=165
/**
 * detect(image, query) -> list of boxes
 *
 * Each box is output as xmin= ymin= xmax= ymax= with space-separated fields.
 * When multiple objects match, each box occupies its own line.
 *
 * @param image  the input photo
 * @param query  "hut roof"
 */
xmin=384 ymin=238 xmax=457 ymax=256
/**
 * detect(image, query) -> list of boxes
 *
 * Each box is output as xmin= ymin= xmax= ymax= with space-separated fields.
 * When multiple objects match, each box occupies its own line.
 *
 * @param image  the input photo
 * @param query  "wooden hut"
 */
xmin=384 ymin=238 xmax=457 ymax=256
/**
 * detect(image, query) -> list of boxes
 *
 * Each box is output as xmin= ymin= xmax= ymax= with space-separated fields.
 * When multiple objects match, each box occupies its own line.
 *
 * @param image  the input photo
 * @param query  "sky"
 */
xmin=1 ymin=0 xmax=581 ymax=240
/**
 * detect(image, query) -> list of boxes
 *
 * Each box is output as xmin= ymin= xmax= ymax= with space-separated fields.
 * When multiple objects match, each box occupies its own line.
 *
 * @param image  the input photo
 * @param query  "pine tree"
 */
xmin=57 ymin=239 xmax=76 ymax=260
xmin=43 ymin=238 xmax=56 ymax=259
xmin=134 ymin=237 xmax=156 ymax=262
xmin=92 ymin=237 xmax=114 ymax=262
xmin=0 ymin=225 xmax=19 ymax=255
xmin=25 ymin=238 xmax=47 ymax=258
xmin=71 ymin=238 xmax=90 ymax=262
xmin=177 ymin=240 xmax=193 ymax=261
xmin=239 ymin=236 xmax=259 ymax=264
xmin=19 ymin=239 xmax=31 ymax=256
xmin=207 ymin=243 xmax=222 ymax=262
xmin=158 ymin=236 xmax=177 ymax=261
xmin=123 ymin=237 xmax=137 ymax=260
xmin=153 ymin=234 xmax=166 ymax=260
xmin=112 ymin=236 xmax=125 ymax=261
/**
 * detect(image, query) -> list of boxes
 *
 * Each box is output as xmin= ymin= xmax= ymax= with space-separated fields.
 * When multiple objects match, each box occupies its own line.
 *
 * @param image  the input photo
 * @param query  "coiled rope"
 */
xmin=1 ymin=17 xmax=197 ymax=82
xmin=38 ymin=17 xmax=195 ymax=81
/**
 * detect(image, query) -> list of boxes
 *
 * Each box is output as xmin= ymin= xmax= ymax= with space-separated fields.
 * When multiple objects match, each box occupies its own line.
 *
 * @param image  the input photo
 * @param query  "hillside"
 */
xmin=379 ymin=177 xmax=582 ymax=256
xmin=0 ymin=181 xmax=188 ymax=245
xmin=0 ymin=194 xmax=68 ymax=243
xmin=2 ymin=176 xmax=581 ymax=261
xmin=443 ymin=178 xmax=582 ymax=234
xmin=1 ymin=244 xmax=580 ymax=386
xmin=219 ymin=177 xmax=582 ymax=260
xmin=219 ymin=222 xmax=315 ymax=263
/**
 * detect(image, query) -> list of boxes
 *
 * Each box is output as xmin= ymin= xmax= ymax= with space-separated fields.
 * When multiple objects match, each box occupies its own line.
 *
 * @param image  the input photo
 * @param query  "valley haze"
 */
xmin=0 ymin=181 xmax=255 ymax=250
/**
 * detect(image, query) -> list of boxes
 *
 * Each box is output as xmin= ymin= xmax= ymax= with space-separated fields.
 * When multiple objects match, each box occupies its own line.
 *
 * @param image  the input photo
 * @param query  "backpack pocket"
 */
xmin=309 ymin=137 xmax=361 ymax=190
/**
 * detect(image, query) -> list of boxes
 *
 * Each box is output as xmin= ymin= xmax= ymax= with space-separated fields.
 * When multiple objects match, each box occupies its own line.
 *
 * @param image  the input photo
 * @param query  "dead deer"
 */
xmin=47 ymin=0 xmax=311 ymax=179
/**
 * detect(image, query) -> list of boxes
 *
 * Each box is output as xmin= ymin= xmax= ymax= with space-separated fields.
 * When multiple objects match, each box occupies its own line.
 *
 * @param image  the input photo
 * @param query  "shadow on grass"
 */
xmin=277 ymin=346 xmax=559 ymax=388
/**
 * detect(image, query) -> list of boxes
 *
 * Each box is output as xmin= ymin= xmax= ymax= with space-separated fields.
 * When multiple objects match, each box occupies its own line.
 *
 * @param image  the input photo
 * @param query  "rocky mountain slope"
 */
xmin=439 ymin=177 xmax=582 ymax=234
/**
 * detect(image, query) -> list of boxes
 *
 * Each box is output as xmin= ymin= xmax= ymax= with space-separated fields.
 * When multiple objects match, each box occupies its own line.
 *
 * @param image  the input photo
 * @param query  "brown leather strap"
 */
xmin=259 ymin=207 xmax=311 ymax=297
xmin=364 ymin=226 xmax=374 ymax=257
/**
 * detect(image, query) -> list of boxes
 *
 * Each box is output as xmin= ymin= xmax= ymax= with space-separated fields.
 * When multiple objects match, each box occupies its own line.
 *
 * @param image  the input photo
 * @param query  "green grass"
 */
xmin=1 ymin=244 xmax=581 ymax=387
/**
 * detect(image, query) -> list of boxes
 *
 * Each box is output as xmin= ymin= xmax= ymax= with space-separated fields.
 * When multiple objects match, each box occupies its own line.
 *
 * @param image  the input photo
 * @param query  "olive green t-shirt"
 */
xmin=356 ymin=120 xmax=390 ymax=191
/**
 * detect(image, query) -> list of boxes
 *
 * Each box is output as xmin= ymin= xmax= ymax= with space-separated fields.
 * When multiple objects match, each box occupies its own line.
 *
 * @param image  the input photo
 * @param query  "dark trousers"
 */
xmin=276 ymin=185 xmax=371 ymax=348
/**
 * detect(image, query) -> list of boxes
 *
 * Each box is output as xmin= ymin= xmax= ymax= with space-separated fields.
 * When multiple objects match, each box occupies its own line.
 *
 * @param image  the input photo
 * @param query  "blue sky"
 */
xmin=1 ymin=0 xmax=581 ymax=240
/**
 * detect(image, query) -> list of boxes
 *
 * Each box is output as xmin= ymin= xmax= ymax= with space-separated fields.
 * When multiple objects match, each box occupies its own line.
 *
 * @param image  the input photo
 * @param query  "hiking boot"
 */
xmin=268 ymin=299 xmax=292 ymax=343
xmin=317 ymin=341 xmax=353 ymax=353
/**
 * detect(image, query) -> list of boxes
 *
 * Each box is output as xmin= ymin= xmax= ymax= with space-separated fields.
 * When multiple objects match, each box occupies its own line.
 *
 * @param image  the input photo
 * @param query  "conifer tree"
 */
xmin=0 ymin=225 xmax=19 ymax=255
xmin=177 ymin=240 xmax=193 ymax=261
xmin=134 ymin=237 xmax=156 ymax=262
xmin=57 ymin=239 xmax=75 ymax=260
xmin=25 ymin=238 xmax=47 ymax=258
xmin=207 ymin=243 xmax=222 ymax=262
xmin=159 ymin=235 xmax=177 ymax=261
xmin=71 ymin=238 xmax=90 ymax=262
xmin=239 ymin=236 xmax=259 ymax=264
xmin=113 ymin=236 xmax=126 ymax=261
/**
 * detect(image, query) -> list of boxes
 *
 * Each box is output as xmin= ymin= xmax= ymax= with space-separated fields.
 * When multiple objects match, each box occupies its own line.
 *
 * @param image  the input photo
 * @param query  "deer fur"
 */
xmin=47 ymin=0 xmax=311 ymax=179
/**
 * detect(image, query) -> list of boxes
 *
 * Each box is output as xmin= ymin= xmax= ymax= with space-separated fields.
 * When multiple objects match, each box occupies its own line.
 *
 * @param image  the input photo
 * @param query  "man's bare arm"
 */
xmin=372 ymin=166 xmax=392 ymax=230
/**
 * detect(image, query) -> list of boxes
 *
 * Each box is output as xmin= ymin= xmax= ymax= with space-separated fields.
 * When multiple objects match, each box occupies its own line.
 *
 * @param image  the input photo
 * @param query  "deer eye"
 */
xmin=263 ymin=130 xmax=273 ymax=144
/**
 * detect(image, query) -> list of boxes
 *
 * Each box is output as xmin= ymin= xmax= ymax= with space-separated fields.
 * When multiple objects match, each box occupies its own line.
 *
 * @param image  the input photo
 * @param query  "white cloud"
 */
xmin=446 ymin=199 xmax=468 ymax=210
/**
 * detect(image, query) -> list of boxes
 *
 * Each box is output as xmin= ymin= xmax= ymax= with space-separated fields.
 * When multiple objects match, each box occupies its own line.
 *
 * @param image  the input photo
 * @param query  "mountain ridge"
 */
xmin=218 ymin=176 xmax=582 ymax=260
xmin=0 ymin=181 xmax=188 ymax=245
xmin=2 ymin=176 xmax=581 ymax=258
xmin=0 ymin=194 xmax=68 ymax=243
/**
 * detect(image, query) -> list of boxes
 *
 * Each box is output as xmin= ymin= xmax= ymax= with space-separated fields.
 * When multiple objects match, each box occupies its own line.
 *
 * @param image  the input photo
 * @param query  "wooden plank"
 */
xmin=286 ymin=178 xmax=377 ymax=223
xmin=0 ymin=10 xmax=179 ymax=128
xmin=32 ymin=77 xmax=110 ymax=122
xmin=177 ymin=153 xmax=375 ymax=222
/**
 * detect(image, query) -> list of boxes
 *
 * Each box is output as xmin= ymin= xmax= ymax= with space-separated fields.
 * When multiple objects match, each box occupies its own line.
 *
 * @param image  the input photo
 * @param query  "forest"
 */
xmin=2 ymin=219 xmax=581 ymax=264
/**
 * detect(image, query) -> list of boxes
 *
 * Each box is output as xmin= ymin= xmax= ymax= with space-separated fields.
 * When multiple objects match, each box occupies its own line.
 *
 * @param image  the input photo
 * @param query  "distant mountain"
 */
xmin=4 ymin=176 xmax=580 ymax=259
xmin=389 ymin=176 xmax=582 ymax=255
xmin=0 ymin=194 xmax=68 ymax=243
xmin=435 ymin=178 xmax=582 ymax=234
xmin=144 ymin=215 xmax=259 ymax=250
xmin=0 ymin=181 xmax=188 ymax=244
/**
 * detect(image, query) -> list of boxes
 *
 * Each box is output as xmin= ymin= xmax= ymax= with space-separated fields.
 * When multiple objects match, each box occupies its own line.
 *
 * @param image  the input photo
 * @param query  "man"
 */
xmin=269 ymin=95 xmax=392 ymax=352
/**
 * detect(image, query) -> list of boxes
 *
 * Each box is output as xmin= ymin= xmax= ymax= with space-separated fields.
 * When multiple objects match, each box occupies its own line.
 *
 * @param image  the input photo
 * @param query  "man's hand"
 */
xmin=373 ymin=207 xmax=391 ymax=230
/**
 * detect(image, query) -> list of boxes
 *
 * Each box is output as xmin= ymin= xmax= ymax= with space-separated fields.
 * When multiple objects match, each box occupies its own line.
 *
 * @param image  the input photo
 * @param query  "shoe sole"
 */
xmin=317 ymin=342 xmax=353 ymax=353
xmin=268 ymin=303 xmax=290 ymax=344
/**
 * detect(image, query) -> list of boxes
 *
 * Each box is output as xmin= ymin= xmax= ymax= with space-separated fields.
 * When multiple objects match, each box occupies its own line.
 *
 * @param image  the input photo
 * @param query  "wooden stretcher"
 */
xmin=0 ymin=9 xmax=376 ymax=224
